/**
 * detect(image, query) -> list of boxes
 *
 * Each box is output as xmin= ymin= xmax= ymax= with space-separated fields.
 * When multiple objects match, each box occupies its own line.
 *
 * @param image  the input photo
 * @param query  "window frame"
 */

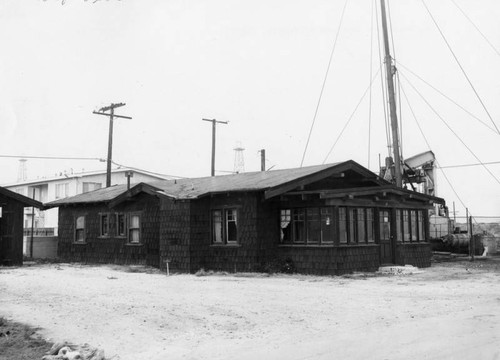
xmin=115 ymin=213 xmax=127 ymax=238
xmin=211 ymin=207 xmax=239 ymax=245
xmin=74 ymin=215 xmax=86 ymax=243
xmin=127 ymin=212 xmax=142 ymax=244
xmin=99 ymin=213 xmax=110 ymax=237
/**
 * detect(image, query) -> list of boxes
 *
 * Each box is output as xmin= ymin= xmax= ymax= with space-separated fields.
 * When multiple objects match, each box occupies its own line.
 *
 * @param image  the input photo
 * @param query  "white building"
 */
xmin=2 ymin=168 xmax=171 ymax=233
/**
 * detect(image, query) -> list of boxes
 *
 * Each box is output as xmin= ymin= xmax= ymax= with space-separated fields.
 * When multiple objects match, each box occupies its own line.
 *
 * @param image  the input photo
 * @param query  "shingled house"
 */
xmin=45 ymin=161 xmax=444 ymax=275
xmin=0 ymin=186 xmax=43 ymax=266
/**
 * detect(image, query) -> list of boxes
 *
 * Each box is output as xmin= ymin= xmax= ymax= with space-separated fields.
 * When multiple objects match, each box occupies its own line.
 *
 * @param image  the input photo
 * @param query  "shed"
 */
xmin=0 ymin=186 xmax=43 ymax=266
xmin=45 ymin=161 xmax=445 ymax=275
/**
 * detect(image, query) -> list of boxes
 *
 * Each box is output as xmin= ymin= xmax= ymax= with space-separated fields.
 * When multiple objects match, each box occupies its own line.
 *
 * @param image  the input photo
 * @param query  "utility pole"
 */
xmin=259 ymin=149 xmax=266 ymax=171
xmin=93 ymin=103 xmax=132 ymax=187
xmin=202 ymin=118 xmax=228 ymax=176
xmin=380 ymin=0 xmax=402 ymax=187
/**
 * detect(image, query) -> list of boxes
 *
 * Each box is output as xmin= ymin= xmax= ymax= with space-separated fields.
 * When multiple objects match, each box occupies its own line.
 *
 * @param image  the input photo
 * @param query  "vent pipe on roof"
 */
xmin=125 ymin=171 xmax=133 ymax=190
xmin=260 ymin=149 xmax=266 ymax=171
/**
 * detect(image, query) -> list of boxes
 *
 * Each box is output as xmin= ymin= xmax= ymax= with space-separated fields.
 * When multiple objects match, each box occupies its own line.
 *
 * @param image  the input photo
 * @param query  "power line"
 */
xmin=438 ymin=161 xmax=500 ymax=169
xmin=450 ymin=0 xmax=500 ymax=58
xmin=401 ymin=72 xmax=500 ymax=187
xmin=110 ymin=160 xmax=186 ymax=179
xmin=421 ymin=0 xmax=500 ymax=135
xmin=323 ymin=67 xmax=381 ymax=164
xmin=397 ymin=62 xmax=497 ymax=134
xmin=399 ymin=82 xmax=471 ymax=212
xmin=300 ymin=0 xmax=349 ymax=167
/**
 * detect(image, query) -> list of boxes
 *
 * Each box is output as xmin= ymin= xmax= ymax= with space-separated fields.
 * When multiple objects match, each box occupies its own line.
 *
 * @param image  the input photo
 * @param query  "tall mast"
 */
xmin=380 ymin=0 xmax=402 ymax=187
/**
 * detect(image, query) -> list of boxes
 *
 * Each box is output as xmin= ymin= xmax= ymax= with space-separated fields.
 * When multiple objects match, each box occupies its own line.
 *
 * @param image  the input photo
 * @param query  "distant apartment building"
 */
xmin=2 ymin=168 xmax=170 ymax=233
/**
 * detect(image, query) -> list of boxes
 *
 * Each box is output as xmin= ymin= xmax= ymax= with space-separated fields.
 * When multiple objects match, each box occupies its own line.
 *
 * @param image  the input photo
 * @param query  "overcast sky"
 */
xmin=0 ymin=0 xmax=499 ymax=218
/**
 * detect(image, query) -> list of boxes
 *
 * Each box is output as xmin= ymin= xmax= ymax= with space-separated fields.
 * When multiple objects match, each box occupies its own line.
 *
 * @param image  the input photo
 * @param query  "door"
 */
xmin=379 ymin=210 xmax=394 ymax=264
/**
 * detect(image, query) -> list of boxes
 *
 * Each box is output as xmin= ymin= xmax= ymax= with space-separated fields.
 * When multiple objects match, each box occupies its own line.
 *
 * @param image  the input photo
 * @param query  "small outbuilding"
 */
xmin=46 ymin=161 xmax=445 ymax=275
xmin=0 ymin=186 xmax=43 ymax=266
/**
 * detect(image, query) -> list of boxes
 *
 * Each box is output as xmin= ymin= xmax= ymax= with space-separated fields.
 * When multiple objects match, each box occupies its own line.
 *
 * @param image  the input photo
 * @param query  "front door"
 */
xmin=379 ymin=210 xmax=394 ymax=264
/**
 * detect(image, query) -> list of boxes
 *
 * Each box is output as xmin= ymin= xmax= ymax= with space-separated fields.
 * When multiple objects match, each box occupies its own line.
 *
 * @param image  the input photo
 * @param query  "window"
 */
xmin=418 ymin=210 xmax=425 ymax=241
xmin=339 ymin=207 xmax=348 ymax=244
xmin=281 ymin=207 xmax=336 ymax=245
xmin=116 ymin=213 xmax=126 ymax=237
xmin=82 ymin=182 xmax=102 ymax=193
xmin=75 ymin=216 xmax=85 ymax=242
xmin=100 ymin=214 xmax=109 ymax=237
xmin=226 ymin=209 xmax=238 ymax=243
xmin=379 ymin=210 xmax=391 ymax=241
xmin=212 ymin=209 xmax=238 ymax=245
xmin=356 ymin=208 xmax=366 ymax=243
xmin=366 ymin=209 xmax=375 ymax=243
xmin=321 ymin=208 xmax=335 ymax=243
xmin=55 ymin=183 xmax=69 ymax=199
xmin=410 ymin=210 xmax=418 ymax=241
xmin=280 ymin=209 xmax=291 ymax=243
xmin=128 ymin=214 xmax=141 ymax=244
xmin=402 ymin=210 xmax=410 ymax=242
xmin=348 ymin=208 xmax=356 ymax=244
xmin=396 ymin=210 xmax=403 ymax=242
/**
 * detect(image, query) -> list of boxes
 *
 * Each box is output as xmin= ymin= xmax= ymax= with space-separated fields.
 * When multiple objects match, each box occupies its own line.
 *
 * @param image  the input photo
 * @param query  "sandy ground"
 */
xmin=1 ymin=260 xmax=500 ymax=360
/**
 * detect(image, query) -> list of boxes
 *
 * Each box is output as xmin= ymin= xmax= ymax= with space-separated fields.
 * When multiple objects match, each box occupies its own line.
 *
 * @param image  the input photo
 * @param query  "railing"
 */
xmin=23 ymin=228 xmax=56 ymax=237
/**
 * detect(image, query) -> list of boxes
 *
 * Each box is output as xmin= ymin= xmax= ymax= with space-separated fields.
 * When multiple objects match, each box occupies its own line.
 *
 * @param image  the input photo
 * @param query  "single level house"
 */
xmin=0 ymin=186 xmax=43 ymax=266
xmin=45 ymin=161 xmax=444 ymax=275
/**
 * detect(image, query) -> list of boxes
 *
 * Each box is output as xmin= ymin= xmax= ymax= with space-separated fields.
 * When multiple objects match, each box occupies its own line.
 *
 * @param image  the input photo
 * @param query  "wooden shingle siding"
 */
xmin=396 ymin=243 xmax=432 ymax=268
xmin=57 ymin=194 xmax=160 ymax=267
xmin=0 ymin=193 xmax=25 ymax=266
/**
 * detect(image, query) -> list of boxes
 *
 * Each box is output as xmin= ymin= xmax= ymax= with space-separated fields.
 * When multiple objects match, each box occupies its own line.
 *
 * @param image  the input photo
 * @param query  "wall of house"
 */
xmin=188 ymin=193 xmax=267 ymax=273
xmin=57 ymin=194 xmax=160 ymax=267
xmin=396 ymin=243 xmax=432 ymax=268
xmin=0 ymin=194 xmax=24 ymax=266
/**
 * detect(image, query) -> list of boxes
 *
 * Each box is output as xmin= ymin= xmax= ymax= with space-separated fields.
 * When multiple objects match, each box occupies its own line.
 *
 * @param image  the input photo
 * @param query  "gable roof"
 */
xmin=0 ymin=186 xmax=44 ymax=208
xmin=43 ymin=161 xmax=390 ymax=208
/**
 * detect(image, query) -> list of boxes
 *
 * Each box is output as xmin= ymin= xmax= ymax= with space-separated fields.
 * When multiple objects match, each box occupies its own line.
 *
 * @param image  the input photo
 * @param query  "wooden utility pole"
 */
xmin=380 ymin=0 xmax=402 ymax=187
xmin=202 ymin=118 xmax=228 ymax=176
xmin=260 ymin=149 xmax=266 ymax=171
xmin=93 ymin=103 xmax=132 ymax=187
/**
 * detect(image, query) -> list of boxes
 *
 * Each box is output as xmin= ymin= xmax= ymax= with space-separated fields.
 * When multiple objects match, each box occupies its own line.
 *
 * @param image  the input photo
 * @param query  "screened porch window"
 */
xmin=281 ymin=207 xmax=335 ymax=245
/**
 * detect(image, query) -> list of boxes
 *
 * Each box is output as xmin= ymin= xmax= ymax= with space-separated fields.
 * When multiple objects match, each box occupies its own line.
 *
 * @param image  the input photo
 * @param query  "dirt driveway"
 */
xmin=1 ymin=260 xmax=500 ymax=360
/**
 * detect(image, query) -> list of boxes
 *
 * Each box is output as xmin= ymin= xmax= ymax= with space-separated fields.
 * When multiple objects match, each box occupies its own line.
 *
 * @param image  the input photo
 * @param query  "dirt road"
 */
xmin=1 ymin=260 xmax=499 ymax=360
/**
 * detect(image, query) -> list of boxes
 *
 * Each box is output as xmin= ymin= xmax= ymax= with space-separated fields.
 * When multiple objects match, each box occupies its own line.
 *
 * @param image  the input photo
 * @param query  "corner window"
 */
xmin=75 ymin=216 xmax=85 ymax=242
xmin=100 ymin=214 xmax=109 ymax=237
xmin=128 ymin=214 xmax=141 ymax=244
xmin=116 ymin=213 xmax=126 ymax=237
xmin=212 ymin=208 xmax=238 ymax=245
xmin=281 ymin=207 xmax=336 ymax=245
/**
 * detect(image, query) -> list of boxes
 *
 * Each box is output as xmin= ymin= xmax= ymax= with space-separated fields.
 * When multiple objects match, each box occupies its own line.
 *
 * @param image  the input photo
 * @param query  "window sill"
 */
xmin=397 ymin=241 xmax=429 ymax=245
xmin=72 ymin=241 xmax=87 ymax=245
xmin=279 ymin=243 xmax=379 ymax=248
xmin=126 ymin=242 xmax=143 ymax=247
xmin=210 ymin=243 xmax=241 ymax=248
xmin=98 ymin=236 xmax=110 ymax=239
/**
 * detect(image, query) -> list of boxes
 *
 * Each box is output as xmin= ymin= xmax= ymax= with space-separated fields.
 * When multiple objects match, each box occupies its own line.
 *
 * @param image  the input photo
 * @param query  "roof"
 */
xmin=44 ymin=161 xmax=386 ymax=208
xmin=1 ymin=167 xmax=171 ymax=188
xmin=0 ymin=186 xmax=44 ymax=208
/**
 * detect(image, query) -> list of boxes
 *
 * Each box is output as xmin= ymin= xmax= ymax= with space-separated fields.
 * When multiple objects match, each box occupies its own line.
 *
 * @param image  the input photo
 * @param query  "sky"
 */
xmin=0 ymin=0 xmax=499 ymax=218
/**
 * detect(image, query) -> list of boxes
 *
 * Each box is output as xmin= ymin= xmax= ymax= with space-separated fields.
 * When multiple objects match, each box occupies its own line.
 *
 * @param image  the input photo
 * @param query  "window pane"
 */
xmin=357 ymin=208 xmax=366 ymax=243
xmin=101 ymin=214 xmax=109 ymax=236
xmin=292 ymin=208 xmax=305 ymax=243
xmin=76 ymin=229 xmax=85 ymax=242
xmin=366 ymin=209 xmax=375 ymax=243
xmin=411 ymin=210 xmax=418 ymax=241
xmin=226 ymin=209 xmax=237 ymax=243
xmin=76 ymin=216 xmax=85 ymax=229
xmin=280 ymin=209 xmax=291 ymax=243
xmin=396 ymin=210 xmax=403 ymax=242
xmin=348 ymin=208 xmax=356 ymax=244
xmin=379 ymin=210 xmax=391 ymax=240
xmin=321 ymin=208 xmax=334 ymax=243
xmin=418 ymin=210 xmax=425 ymax=241
xmin=307 ymin=208 xmax=321 ymax=243
xmin=130 ymin=215 xmax=140 ymax=229
xmin=339 ymin=207 xmax=347 ymax=244
xmin=403 ymin=210 xmax=410 ymax=241
xmin=129 ymin=229 xmax=140 ymax=243
xmin=117 ymin=214 xmax=126 ymax=236
xmin=212 ymin=210 xmax=223 ymax=243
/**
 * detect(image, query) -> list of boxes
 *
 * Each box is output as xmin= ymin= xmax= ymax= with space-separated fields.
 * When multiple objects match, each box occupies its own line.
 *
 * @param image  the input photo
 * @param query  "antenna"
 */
xmin=233 ymin=143 xmax=245 ymax=173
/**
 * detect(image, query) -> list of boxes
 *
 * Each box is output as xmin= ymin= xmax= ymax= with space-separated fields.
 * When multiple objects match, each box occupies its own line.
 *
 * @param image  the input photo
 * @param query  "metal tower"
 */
xmin=233 ymin=143 xmax=245 ymax=174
